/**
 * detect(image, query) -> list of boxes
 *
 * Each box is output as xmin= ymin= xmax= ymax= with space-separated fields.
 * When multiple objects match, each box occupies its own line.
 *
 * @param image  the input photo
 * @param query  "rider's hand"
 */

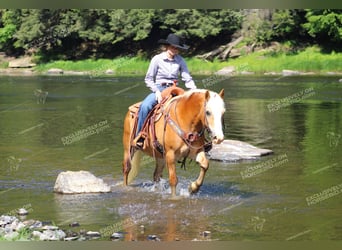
xmin=155 ymin=90 xmax=162 ymax=103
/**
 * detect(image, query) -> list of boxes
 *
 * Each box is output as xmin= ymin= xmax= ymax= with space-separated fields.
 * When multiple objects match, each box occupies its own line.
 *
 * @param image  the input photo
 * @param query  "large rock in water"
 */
xmin=207 ymin=139 xmax=273 ymax=162
xmin=54 ymin=171 xmax=111 ymax=194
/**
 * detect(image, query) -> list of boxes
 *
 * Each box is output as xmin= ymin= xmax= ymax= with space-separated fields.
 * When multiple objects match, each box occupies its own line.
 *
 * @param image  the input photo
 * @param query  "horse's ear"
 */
xmin=205 ymin=90 xmax=210 ymax=101
xmin=218 ymin=89 xmax=224 ymax=98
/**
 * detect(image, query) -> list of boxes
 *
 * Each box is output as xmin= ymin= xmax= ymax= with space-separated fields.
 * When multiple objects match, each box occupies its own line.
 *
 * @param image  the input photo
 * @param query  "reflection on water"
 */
xmin=0 ymin=75 xmax=341 ymax=240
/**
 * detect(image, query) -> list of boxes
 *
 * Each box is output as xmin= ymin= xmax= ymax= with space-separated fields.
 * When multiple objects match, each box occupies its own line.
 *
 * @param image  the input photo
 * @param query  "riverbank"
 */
xmin=1 ymin=46 xmax=341 ymax=77
xmin=0 ymin=213 xmax=150 ymax=241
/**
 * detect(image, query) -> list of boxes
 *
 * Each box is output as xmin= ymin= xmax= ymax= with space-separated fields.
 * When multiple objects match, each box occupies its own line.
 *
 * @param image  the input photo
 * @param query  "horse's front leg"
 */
xmin=189 ymin=151 xmax=209 ymax=194
xmin=165 ymin=150 xmax=178 ymax=197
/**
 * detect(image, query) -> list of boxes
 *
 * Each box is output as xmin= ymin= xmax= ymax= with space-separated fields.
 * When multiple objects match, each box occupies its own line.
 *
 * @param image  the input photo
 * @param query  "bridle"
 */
xmin=163 ymin=95 xmax=212 ymax=151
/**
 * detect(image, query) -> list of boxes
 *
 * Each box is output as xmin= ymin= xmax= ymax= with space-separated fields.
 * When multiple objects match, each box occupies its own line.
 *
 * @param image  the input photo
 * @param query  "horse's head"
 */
xmin=205 ymin=89 xmax=225 ymax=144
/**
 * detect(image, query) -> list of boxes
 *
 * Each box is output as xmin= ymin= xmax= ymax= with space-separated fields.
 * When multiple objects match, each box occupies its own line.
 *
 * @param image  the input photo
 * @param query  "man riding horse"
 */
xmin=122 ymin=33 xmax=225 ymax=197
xmin=133 ymin=33 xmax=197 ymax=149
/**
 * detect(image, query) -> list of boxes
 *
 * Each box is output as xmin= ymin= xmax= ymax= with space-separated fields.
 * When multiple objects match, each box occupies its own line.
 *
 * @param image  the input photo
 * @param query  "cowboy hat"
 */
xmin=158 ymin=33 xmax=189 ymax=50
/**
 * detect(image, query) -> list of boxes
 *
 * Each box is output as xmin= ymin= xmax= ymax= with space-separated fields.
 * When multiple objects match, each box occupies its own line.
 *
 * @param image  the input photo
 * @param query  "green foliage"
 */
xmin=35 ymin=56 xmax=233 ymax=76
xmin=34 ymin=46 xmax=341 ymax=76
xmin=111 ymin=9 xmax=155 ymax=43
xmin=0 ymin=9 xmax=243 ymax=60
xmin=0 ymin=9 xmax=340 ymax=59
xmin=159 ymin=9 xmax=242 ymax=38
xmin=242 ymin=10 xmax=307 ymax=45
xmin=303 ymin=9 xmax=342 ymax=43
xmin=0 ymin=9 xmax=21 ymax=51
xmin=0 ymin=23 xmax=15 ymax=44
xmin=226 ymin=46 xmax=342 ymax=73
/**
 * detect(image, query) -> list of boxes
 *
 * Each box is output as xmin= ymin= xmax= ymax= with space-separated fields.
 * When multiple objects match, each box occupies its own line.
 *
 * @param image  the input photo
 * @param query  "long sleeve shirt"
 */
xmin=144 ymin=51 xmax=197 ymax=92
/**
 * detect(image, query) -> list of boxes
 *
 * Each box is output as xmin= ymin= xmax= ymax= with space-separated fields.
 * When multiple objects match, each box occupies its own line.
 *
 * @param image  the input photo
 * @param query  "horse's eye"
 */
xmin=206 ymin=110 xmax=211 ymax=116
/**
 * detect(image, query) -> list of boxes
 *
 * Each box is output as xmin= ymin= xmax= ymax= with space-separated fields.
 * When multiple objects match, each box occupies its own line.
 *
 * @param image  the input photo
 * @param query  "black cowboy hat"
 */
xmin=158 ymin=33 xmax=189 ymax=50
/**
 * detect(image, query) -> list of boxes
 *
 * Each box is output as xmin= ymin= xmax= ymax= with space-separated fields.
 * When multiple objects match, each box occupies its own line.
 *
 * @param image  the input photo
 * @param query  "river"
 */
xmin=0 ymin=75 xmax=341 ymax=241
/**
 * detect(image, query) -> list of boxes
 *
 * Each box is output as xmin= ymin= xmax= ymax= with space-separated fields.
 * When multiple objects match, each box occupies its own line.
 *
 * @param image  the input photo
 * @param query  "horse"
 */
xmin=122 ymin=88 xmax=225 ymax=197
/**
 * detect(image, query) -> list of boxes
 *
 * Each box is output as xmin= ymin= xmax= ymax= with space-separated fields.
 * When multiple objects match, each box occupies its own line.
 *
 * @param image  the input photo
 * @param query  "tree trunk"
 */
xmin=197 ymin=36 xmax=244 ymax=61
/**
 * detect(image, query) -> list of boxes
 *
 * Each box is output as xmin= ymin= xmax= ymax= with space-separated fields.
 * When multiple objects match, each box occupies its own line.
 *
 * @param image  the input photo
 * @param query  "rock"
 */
xmin=86 ymin=231 xmax=101 ymax=238
xmin=299 ymin=72 xmax=315 ymax=75
xmin=47 ymin=68 xmax=64 ymax=75
xmin=23 ymin=219 xmax=36 ymax=227
xmin=110 ymin=232 xmax=124 ymax=240
xmin=64 ymin=70 xmax=87 ymax=75
xmin=54 ymin=170 xmax=111 ymax=194
xmin=29 ymin=220 xmax=43 ymax=229
xmin=216 ymin=66 xmax=235 ymax=75
xmin=32 ymin=229 xmax=64 ymax=241
xmin=4 ymin=231 xmax=19 ymax=240
xmin=207 ymin=139 xmax=273 ymax=162
xmin=32 ymin=231 xmax=42 ymax=239
xmin=8 ymin=57 xmax=36 ymax=68
xmin=17 ymin=208 xmax=29 ymax=216
xmin=201 ymin=231 xmax=211 ymax=237
xmin=264 ymin=72 xmax=280 ymax=76
xmin=32 ymin=229 xmax=66 ymax=241
xmin=147 ymin=234 xmax=161 ymax=241
xmin=240 ymin=71 xmax=255 ymax=75
xmin=0 ymin=215 xmax=16 ymax=226
xmin=339 ymin=79 xmax=342 ymax=83
xmin=69 ymin=222 xmax=80 ymax=227
xmin=42 ymin=225 xmax=59 ymax=230
xmin=65 ymin=230 xmax=79 ymax=238
xmin=282 ymin=70 xmax=300 ymax=76
xmin=326 ymin=72 xmax=338 ymax=75
xmin=105 ymin=69 xmax=114 ymax=75
xmin=7 ymin=219 xmax=25 ymax=231
xmin=64 ymin=236 xmax=79 ymax=241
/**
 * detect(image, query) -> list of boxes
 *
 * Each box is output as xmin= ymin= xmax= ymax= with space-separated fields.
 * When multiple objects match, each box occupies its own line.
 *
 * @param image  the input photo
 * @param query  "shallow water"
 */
xmin=0 ymin=75 xmax=341 ymax=241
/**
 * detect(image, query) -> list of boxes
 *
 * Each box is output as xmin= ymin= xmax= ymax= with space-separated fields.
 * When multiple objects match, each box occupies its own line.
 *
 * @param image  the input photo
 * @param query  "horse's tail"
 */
xmin=127 ymin=150 xmax=143 ymax=185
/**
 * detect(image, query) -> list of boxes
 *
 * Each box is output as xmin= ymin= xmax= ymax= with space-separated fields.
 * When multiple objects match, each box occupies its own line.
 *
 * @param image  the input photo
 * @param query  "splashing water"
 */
xmin=138 ymin=178 xmax=191 ymax=197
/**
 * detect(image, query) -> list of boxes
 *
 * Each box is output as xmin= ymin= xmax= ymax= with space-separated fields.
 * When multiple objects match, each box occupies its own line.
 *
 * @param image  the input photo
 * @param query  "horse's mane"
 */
xmin=165 ymin=89 xmax=224 ymax=109
xmin=183 ymin=88 xmax=207 ymax=97
xmin=182 ymin=89 xmax=222 ymax=100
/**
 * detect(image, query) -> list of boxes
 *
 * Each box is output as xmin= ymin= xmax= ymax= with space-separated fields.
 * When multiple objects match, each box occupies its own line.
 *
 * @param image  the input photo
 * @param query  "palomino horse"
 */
xmin=122 ymin=88 xmax=225 ymax=197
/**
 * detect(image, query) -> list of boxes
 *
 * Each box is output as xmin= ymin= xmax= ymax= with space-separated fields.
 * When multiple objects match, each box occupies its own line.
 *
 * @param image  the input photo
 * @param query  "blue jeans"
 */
xmin=136 ymin=86 xmax=166 ymax=135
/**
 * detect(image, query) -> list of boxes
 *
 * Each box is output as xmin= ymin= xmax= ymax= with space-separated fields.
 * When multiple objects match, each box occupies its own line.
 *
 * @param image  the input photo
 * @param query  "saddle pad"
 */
xmin=128 ymin=102 xmax=142 ymax=116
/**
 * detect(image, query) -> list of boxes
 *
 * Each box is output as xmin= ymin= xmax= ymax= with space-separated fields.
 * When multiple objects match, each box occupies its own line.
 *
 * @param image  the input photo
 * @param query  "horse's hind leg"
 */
xmin=122 ymin=147 xmax=132 ymax=186
xmin=153 ymin=158 xmax=165 ymax=182
xmin=189 ymin=151 xmax=209 ymax=194
xmin=122 ymin=112 xmax=133 ymax=186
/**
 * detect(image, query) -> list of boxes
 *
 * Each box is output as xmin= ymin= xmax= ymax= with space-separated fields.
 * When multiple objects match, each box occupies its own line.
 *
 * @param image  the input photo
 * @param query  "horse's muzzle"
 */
xmin=212 ymin=135 xmax=224 ymax=144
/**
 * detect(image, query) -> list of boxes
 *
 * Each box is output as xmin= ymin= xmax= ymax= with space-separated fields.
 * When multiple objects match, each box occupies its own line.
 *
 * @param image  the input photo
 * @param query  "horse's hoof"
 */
xmin=189 ymin=182 xmax=199 ymax=194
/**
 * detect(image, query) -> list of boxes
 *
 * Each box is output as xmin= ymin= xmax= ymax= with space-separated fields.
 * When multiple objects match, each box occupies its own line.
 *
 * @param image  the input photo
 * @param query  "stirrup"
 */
xmin=133 ymin=133 xmax=146 ymax=149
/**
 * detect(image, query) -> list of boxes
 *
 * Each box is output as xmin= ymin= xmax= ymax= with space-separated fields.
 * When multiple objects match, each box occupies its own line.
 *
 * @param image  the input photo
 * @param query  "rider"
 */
xmin=133 ymin=33 xmax=197 ymax=148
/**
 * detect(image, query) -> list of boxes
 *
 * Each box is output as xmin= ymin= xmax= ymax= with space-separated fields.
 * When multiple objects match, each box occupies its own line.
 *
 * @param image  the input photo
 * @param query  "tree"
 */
xmin=158 ymin=9 xmax=242 ymax=39
xmin=242 ymin=9 xmax=308 ymax=46
xmin=303 ymin=9 xmax=342 ymax=49
xmin=1 ymin=9 xmax=340 ymax=59
xmin=0 ymin=9 xmax=22 ymax=54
